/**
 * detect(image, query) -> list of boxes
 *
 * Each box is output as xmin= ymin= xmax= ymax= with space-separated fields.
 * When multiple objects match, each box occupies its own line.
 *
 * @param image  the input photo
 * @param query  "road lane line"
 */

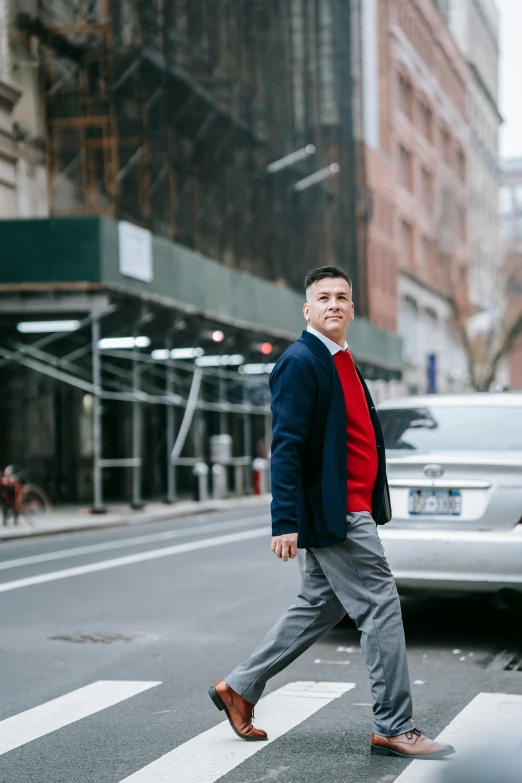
xmin=394 ymin=692 xmax=522 ymax=782
xmin=0 ymin=515 xmax=270 ymax=572
xmin=0 ymin=680 xmax=160 ymax=756
xmin=120 ymin=681 xmax=356 ymax=782
xmin=0 ymin=527 xmax=270 ymax=594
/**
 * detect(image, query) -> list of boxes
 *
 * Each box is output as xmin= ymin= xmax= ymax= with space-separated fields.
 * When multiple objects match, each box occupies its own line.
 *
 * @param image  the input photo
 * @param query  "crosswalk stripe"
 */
xmin=0 ymin=680 xmax=161 ymax=755
xmin=120 ymin=681 xmax=356 ymax=782
xmin=0 ymin=527 xmax=269 ymax=593
xmin=394 ymin=692 xmax=522 ymax=782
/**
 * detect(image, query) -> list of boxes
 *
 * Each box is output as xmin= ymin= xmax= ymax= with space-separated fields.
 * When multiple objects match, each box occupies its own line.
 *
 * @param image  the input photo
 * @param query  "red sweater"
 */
xmin=333 ymin=350 xmax=378 ymax=514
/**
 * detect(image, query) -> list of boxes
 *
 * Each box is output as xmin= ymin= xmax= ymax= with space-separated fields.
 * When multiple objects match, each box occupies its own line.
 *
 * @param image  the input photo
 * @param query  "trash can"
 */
xmin=252 ymin=457 xmax=269 ymax=495
xmin=209 ymin=434 xmax=232 ymax=464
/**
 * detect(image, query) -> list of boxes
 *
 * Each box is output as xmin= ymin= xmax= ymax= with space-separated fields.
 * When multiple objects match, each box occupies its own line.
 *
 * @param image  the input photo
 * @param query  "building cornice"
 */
xmin=468 ymin=62 xmax=503 ymax=123
xmin=470 ymin=0 xmax=500 ymax=54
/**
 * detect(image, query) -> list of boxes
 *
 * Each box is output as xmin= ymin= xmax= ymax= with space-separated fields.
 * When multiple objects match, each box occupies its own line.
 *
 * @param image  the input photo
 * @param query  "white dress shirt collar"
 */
xmin=306 ymin=324 xmax=349 ymax=355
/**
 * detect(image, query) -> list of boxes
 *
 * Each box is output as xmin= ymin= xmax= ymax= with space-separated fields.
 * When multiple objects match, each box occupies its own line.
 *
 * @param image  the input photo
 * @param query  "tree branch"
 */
xmin=482 ymin=309 xmax=522 ymax=391
xmin=447 ymin=294 xmax=479 ymax=389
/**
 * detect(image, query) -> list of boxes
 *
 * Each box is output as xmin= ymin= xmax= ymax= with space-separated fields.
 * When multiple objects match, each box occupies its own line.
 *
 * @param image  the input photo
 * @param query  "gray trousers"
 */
xmin=226 ymin=511 xmax=414 ymax=737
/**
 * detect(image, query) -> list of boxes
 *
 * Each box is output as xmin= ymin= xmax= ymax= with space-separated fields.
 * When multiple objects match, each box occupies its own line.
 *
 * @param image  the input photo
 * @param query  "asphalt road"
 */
xmin=0 ymin=504 xmax=521 ymax=783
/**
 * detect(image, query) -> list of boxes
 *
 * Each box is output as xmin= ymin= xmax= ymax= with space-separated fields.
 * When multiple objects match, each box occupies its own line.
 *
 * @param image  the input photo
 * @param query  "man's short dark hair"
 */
xmin=304 ymin=266 xmax=352 ymax=294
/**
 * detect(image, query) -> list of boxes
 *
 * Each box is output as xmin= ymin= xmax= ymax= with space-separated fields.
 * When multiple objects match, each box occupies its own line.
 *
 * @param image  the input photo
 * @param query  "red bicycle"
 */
xmin=0 ymin=466 xmax=51 ymax=527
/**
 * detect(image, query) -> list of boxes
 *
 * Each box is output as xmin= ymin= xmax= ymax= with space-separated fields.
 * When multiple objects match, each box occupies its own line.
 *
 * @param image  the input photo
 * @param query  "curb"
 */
xmin=0 ymin=495 xmax=272 ymax=541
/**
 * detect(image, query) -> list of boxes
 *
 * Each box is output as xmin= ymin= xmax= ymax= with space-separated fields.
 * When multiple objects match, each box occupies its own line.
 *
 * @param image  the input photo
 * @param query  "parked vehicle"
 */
xmin=377 ymin=393 xmax=522 ymax=605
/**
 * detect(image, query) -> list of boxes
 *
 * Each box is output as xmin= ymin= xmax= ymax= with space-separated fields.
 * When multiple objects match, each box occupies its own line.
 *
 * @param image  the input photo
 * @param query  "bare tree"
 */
xmin=448 ymin=282 xmax=522 ymax=391
xmin=445 ymin=234 xmax=522 ymax=391
xmin=438 ymin=200 xmax=522 ymax=392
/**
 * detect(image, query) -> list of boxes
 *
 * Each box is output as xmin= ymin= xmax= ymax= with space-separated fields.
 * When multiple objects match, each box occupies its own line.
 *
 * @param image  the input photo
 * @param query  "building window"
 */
xmin=456 ymin=146 xmax=465 ymax=181
xmin=514 ymin=185 xmax=522 ymax=212
xmin=421 ymin=307 xmax=439 ymax=358
xmin=420 ymin=236 xmax=432 ymax=273
xmin=440 ymin=126 xmax=451 ymax=166
xmin=400 ymin=219 xmax=413 ymax=267
xmin=507 ymin=275 xmax=522 ymax=295
xmin=398 ymin=73 xmax=413 ymax=121
xmin=421 ymin=168 xmax=433 ymax=211
xmin=426 ymin=308 xmax=438 ymax=332
xmin=398 ymin=144 xmax=413 ymax=192
xmin=401 ymin=297 xmax=418 ymax=360
xmin=384 ymin=251 xmax=391 ymax=293
xmin=417 ymin=100 xmax=432 ymax=142
xmin=499 ymin=186 xmax=512 ymax=215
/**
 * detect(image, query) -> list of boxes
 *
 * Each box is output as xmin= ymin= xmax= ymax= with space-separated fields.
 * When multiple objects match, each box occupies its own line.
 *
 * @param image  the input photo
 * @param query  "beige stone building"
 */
xmin=0 ymin=0 xmax=47 ymax=219
xmin=448 ymin=0 xmax=502 ymax=316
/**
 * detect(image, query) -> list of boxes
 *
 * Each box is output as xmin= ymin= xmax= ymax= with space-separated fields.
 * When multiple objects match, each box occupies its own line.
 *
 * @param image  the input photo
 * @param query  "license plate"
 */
xmin=408 ymin=489 xmax=462 ymax=516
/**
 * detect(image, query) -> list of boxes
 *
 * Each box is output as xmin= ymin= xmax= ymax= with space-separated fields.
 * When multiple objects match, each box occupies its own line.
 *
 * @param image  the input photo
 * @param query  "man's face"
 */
xmin=303 ymin=278 xmax=354 ymax=343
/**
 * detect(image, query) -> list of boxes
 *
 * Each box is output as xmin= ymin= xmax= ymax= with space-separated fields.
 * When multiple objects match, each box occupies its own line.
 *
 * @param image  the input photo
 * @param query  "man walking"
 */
xmin=208 ymin=266 xmax=454 ymax=760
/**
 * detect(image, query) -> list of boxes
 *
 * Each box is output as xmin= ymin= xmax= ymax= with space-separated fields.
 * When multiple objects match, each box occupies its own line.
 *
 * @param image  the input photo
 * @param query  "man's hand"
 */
xmin=271 ymin=533 xmax=298 ymax=562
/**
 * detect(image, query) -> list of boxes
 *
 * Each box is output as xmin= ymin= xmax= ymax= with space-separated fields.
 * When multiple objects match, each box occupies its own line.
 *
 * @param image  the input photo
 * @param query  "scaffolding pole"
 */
xmin=91 ymin=316 xmax=104 ymax=512
xmin=219 ymin=369 xmax=228 ymax=434
xmin=165 ymin=335 xmax=176 ymax=503
xmin=243 ymin=382 xmax=252 ymax=495
xmin=131 ymin=341 xmax=144 ymax=509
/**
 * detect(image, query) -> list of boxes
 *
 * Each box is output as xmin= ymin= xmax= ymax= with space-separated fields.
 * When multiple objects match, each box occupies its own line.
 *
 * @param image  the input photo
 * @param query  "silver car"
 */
xmin=377 ymin=393 xmax=522 ymax=603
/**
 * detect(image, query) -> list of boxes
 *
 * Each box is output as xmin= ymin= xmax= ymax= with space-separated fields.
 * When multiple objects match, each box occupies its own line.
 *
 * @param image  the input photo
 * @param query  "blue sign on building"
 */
xmin=427 ymin=353 xmax=437 ymax=394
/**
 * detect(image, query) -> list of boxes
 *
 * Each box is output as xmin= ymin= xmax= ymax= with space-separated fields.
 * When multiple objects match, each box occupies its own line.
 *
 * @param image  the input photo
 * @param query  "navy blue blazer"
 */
xmin=269 ymin=329 xmax=391 ymax=549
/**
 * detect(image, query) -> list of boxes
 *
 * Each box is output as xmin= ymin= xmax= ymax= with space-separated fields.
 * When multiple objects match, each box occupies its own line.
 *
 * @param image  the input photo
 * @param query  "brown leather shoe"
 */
xmin=208 ymin=680 xmax=268 ymax=741
xmin=371 ymin=728 xmax=455 ymax=759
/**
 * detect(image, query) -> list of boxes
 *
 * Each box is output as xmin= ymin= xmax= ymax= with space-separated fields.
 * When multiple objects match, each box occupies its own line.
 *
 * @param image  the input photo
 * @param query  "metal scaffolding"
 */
xmin=14 ymin=0 xmax=368 ymax=309
xmin=0 ymin=296 xmax=272 ymax=508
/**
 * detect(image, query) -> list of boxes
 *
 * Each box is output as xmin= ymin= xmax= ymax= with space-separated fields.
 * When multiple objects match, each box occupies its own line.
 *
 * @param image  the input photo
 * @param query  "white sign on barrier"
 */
xmin=118 ymin=221 xmax=153 ymax=282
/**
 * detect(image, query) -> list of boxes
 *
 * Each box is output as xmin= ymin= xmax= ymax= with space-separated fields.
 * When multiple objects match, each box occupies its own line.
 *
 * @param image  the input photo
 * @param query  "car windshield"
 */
xmin=379 ymin=406 xmax=522 ymax=451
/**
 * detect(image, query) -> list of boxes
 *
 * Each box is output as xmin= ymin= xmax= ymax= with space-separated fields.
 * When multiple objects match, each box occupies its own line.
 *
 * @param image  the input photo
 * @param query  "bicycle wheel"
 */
xmin=18 ymin=484 xmax=51 ymax=527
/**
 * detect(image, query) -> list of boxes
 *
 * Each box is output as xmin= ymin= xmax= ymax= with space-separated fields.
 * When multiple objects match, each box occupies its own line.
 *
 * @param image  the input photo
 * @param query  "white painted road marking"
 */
xmin=394 ymin=692 xmax=522 ymax=782
xmin=0 ymin=681 xmax=161 ymax=756
xmin=0 ymin=527 xmax=269 ymax=594
xmin=120 ymin=681 xmax=356 ymax=782
xmin=0 ymin=515 xmax=269 ymax=572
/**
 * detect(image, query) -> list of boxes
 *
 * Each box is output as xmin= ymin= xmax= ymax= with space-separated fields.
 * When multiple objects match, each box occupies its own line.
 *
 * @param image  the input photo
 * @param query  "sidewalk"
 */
xmin=0 ymin=494 xmax=272 ymax=541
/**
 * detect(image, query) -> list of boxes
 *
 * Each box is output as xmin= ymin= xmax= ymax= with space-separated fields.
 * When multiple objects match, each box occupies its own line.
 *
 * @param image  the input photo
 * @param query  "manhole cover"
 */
xmin=49 ymin=631 xmax=152 ymax=644
xmin=504 ymin=652 xmax=522 ymax=672
xmin=485 ymin=649 xmax=522 ymax=672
